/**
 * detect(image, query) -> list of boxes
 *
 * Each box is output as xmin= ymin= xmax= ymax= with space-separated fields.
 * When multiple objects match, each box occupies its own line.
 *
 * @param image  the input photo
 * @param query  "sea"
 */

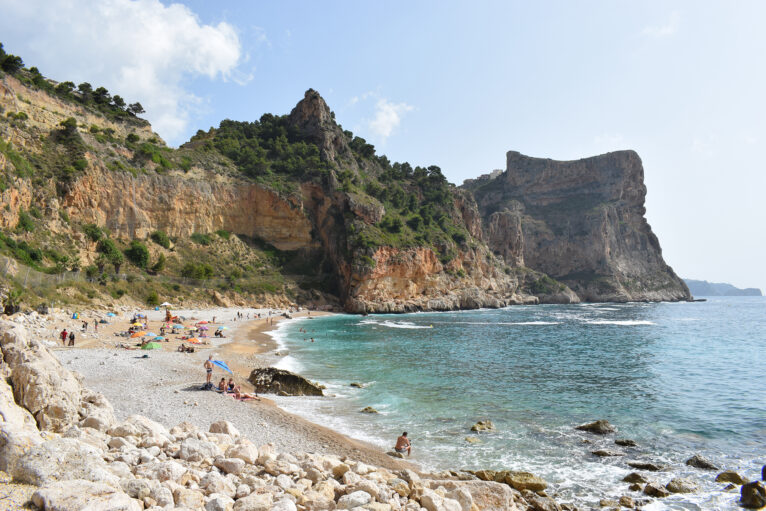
xmin=269 ymin=297 xmax=765 ymax=509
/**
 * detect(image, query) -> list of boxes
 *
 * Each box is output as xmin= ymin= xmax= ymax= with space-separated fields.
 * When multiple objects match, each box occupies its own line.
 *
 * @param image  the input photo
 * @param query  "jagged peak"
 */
xmin=288 ymin=89 xmax=349 ymax=163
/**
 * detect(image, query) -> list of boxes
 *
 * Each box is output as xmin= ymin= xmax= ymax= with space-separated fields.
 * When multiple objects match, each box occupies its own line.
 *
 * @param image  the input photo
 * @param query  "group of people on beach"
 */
xmin=204 ymin=356 xmax=259 ymax=401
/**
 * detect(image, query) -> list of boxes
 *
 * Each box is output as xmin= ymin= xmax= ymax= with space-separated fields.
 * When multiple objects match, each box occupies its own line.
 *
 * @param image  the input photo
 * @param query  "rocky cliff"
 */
xmin=463 ymin=151 xmax=690 ymax=302
xmin=0 ymin=55 xmax=685 ymax=311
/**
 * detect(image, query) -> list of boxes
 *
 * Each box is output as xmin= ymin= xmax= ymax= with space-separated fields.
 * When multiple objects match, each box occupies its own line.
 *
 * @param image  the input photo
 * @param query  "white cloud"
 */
xmin=0 ymin=0 xmax=245 ymax=143
xmin=642 ymin=11 xmax=680 ymax=38
xmin=368 ymin=98 xmax=414 ymax=141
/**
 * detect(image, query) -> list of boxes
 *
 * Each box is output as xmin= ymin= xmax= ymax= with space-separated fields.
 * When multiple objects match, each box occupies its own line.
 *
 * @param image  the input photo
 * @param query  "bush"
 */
xmin=16 ymin=210 xmax=34 ymax=232
xmin=190 ymin=232 xmax=212 ymax=246
xmin=126 ymin=133 xmax=139 ymax=143
xmin=151 ymin=253 xmax=166 ymax=273
xmin=180 ymin=262 xmax=214 ymax=279
xmin=146 ymin=291 xmax=159 ymax=306
xmin=84 ymin=265 xmax=98 ymax=279
xmin=82 ymin=223 xmax=103 ymax=242
xmin=150 ymin=230 xmax=170 ymax=249
xmin=124 ymin=240 xmax=149 ymax=269
xmin=215 ymin=229 xmax=230 ymax=240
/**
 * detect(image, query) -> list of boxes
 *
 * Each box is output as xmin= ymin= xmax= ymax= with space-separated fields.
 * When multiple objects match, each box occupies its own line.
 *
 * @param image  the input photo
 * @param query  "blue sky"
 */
xmin=1 ymin=1 xmax=765 ymax=291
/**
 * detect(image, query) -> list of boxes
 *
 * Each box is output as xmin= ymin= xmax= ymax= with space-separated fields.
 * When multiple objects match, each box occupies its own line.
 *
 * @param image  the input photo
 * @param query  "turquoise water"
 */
xmin=271 ymin=298 xmax=766 ymax=509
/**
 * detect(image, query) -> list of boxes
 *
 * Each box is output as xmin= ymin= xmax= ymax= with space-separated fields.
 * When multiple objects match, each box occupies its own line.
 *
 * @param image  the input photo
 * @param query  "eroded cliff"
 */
xmin=464 ymin=151 xmax=690 ymax=302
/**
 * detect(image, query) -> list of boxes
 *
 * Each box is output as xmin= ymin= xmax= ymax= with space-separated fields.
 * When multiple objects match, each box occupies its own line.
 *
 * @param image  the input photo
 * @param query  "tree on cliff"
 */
xmin=128 ymin=102 xmax=145 ymax=115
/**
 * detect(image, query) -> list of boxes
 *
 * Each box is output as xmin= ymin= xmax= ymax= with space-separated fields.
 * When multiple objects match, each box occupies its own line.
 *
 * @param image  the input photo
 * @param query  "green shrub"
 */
xmin=150 ymin=230 xmax=170 ymax=248
xmin=16 ymin=210 xmax=34 ymax=232
xmin=190 ymin=232 xmax=212 ymax=246
xmin=215 ymin=229 xmax=230 ymax=240
xmin=146 ymin=291 xmax=159 ymax=306
xmin=126 ymin=133 xmax=139 ymax=143
xmin=180 ymin=262 xmax=214 ymax=279
xmin=82 ymin=223 xmax=103 ymax=242
xmin=85 ymin=265 xmax=98 ymax=279
xmin=151 ymin=253 xmax=166 ymax=273
xmin=28 ymin=206 xmax=42 ymax=219
xmin=124 ymin=240 xmax=149 ymax=269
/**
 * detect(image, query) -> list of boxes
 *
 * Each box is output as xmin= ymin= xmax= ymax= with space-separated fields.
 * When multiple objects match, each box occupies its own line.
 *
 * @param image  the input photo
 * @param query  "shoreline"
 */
xmin=43 ymin=306 xmax=416 ymax=473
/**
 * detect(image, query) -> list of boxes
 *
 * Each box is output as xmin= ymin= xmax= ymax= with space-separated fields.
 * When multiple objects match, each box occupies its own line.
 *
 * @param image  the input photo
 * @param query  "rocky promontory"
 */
xmin=463 ymin=151 xmax=691 ymax=302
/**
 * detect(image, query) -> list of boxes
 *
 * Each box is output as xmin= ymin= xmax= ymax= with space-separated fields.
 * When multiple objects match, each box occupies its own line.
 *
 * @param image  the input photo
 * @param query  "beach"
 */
xmin=42 ymin=306 xmax=413 ymax=472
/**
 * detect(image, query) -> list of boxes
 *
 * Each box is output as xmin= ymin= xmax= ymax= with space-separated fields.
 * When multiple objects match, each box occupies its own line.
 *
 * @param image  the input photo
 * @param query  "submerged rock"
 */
xmin=248 ymin=367 xmax=324 ymax=396
xmin=685 ymin=454 xmax=718 ymax=470
xmin=575 ymin=420 xmax=615 ymax=435
xmin=592 ymin=449 xmax=624 ymax=457
xmin=360 ymin=406 xmax=378 ymax=414
xmin=622 ymin=472 xmax=647 ymax=484
xmin=465 ymin=436 xmax=481 ymax=444
xmin=471 ymin=420 xmax=495 ymax=432
xmin=627 ymin=461 xmax=664 ymax=471
xmin=614 ymin=438 xmax=637 ymax=447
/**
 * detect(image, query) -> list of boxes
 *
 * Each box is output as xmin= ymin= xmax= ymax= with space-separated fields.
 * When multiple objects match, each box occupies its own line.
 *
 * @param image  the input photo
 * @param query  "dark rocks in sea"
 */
xmin=622 ymin=472 xmax=648 ymax=484
xmin=592 ymin=449 xmax=624 ymax=457
xmin=685 ymin=454 xmax=719 ymax=470
xmin=628 ymin=483 xmax=642 ymax=491
xmin=627 ymin=461 xmax=664 ymax=471
xmin=716 ymin=470 xmax=747 ymax=485
xmin=762 ymin=464 xmax=766 ymax=481
xmin=615 ymin=438 xmax=637 ymax=447
xmin=247 ymin=367 xmax=324 ymax=396
xmin=643 ymin=482 xmax=670 ymax=498
xmin=350 ymin=382 xmax=364 ymax=388
xmin=575 ymin=419 xmax=615 ymax=434
xmin=618 ymin=496 xmax=635 ymax=508
xmin=740 ymin=481 xmax=766 ymax=509
xmin=666 ymin=477 xmax=699 ymax=494
xmin=360 ymin=406 xmax=378 ymax=414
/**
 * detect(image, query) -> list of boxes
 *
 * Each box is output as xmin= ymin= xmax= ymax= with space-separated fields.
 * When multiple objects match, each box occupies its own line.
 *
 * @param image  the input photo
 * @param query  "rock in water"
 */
xmin=622 ymin=473 xmax=647 ymax=484
xmin=716 ymin=470 xmax=748 ymax=485
xmin=643 ymin=482 xmax=670 ymax=498
xmin=666 ymin=477 xmax=699 ymax=494
xmin=627 ymin=461 xmax=664 ymax=471
xmin=614 ymin=438 xmax=637 ymax=447
xmin=248 ymin=367 xmax=323 ymax=396
xmin=575 ymin=420 xmax=615 ymax=434
xmin=360 ymin=406 xmax=378 ymax=414
xmin=740 ymin=481 xmax=766 ymax=509
xmin=592 ymin=449 xmax=624 ymax=457
xmin=504 ymin=471 xmax=548 ymax=492
xmin=685 ymin=454 xmax=719 ymax=470
xmin=471 ymin=420 xmax=496 ymax=432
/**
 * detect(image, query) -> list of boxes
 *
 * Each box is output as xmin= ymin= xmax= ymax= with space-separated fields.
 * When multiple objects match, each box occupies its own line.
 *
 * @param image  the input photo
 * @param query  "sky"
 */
xmin=1 ymin=0 xmax=764 ymax=291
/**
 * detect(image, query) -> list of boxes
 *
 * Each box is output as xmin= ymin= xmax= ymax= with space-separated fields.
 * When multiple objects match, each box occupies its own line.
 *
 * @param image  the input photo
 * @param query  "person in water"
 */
xmin=395 ymin=432 xmax=411 ymax=456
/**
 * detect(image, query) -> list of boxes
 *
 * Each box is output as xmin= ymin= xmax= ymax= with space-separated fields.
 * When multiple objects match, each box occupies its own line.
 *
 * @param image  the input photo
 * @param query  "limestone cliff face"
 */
xmin=465 ymin=151 xmax=690 ymax=302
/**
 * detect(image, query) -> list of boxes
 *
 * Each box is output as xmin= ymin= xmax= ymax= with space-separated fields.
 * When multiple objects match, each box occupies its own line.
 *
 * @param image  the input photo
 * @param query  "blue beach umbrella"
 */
xmin=172 ymin=325 xmax=184 ymax=329
xmin=154 ymin=336 xmax=165 ymax=341
xmin=106 ymin=312 xmax=116 ymax=317
xmin=212 ymin=360 xmax=233 ymax=374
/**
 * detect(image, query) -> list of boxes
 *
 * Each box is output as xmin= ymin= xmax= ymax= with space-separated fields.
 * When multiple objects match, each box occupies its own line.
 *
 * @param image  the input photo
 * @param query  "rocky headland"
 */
xmin=462 ymin=151 xmax=691 ymax=302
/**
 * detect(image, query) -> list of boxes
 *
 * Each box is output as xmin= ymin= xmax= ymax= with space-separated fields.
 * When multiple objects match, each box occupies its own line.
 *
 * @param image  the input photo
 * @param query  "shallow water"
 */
xmin=271 ymin=297 xmax=766 ymax=509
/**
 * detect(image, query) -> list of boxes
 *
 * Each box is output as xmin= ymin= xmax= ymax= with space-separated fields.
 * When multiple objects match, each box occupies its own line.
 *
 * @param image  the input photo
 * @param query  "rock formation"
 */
xmin=248 ymin=367 xmax=324 ymax=396
xmin=464 ymin=151 xmax=691 ymax=302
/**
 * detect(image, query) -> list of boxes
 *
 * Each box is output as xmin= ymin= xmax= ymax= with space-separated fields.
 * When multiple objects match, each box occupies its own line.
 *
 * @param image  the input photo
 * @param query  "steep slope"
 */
xmin=463 ymin=151 xmax=690 ymax=302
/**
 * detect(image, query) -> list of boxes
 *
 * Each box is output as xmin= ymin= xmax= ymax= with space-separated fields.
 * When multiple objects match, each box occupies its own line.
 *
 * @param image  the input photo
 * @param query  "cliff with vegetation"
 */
xmin=0 ymin=43 xmax=685 ymax=311
xmin=463 ymin=151 xmax=690 ymax=302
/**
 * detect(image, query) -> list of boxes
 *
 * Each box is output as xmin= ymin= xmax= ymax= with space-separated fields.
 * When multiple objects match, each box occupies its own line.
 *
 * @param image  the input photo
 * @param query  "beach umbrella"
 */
xmin=146 ymin=332 xmax=157 ymax=337
xmin=216 ymin=326 xmax=228 ymax=330
xmin=130 ymin=331 xmax=147 ymax=338
xmin=198 ymin=326 xmax=209 ymax=330
xmin=136 ymin=313 xmax=146 ymax=318
xmin=187 ymin=338 xmax=202 ymax=344
xmin=140 ymin=342 xmax=162 ymax=350
xmin=131 ymin=322 xmax=143 ymax=327
xmin=106 ymin=312 xmax=116 ymax=317
xmin=154 ymin=336 xmax=165 ymax=341
xmin=160 ymin=302 xmax=172 ymax=306
xmin=212 ymin=360 xmax=233 ymax=374
xmin=172 ymin=324 xmax=184 ymax=329
xmin=197 ymin=320 xmax=208 ymax=324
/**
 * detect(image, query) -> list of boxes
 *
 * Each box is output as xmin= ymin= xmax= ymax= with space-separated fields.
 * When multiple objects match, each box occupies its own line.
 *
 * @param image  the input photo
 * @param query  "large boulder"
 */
xmin=31 ymin=479 xmax=141 ymax=511
xmin=666 ymin=477 xmax=699 ymax=494
xmin=0 ymin=377 xmax=43 ymax=472
xmin=226 ymin=440 xmax=259 ymax=465
xmin=740 ymin=481 xmax=766 ymax=509
xmin=11 ymin=437 xmax=118 ymax=486
xmin=574 ymin=420 xmax=615 ymax=434
xmin=177 ymin=436 xmax=223 ymax=462
xmin=247 ymin=367 xmax=324 ymax=396
xmin=504 ymin=471 xmax=547 ymax=492
xmin=471 ymin=420 xmax=496 ymax=432
xmin=424 ymin=480 xmax=524 ymax=510
xmin=716 ymin=470 xmax=748 ymax=485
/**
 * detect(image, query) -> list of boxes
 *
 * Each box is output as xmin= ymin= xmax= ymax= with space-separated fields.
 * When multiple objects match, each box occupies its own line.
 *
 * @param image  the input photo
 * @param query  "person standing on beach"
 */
xmin=60 ymin=329 xmax=68 ymax=345
xmin=204 ymin=356 xmax=214 ymax=386
xmin=68 ymin=331 xmax=75 ymax=346
xmin=395 ymin=432 xmax=411 ymax=456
